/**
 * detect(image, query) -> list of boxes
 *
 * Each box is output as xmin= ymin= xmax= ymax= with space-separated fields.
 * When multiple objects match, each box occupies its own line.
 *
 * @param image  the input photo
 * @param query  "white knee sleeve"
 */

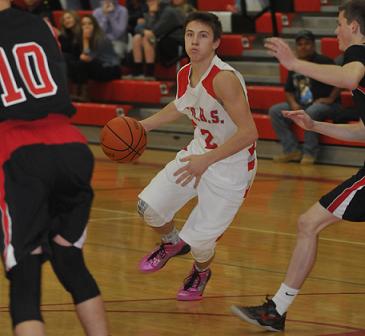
xmin=137 ymin=199 xmax=166 ymax=227
xmin=191 ymin=247 xmax=215 ymax=263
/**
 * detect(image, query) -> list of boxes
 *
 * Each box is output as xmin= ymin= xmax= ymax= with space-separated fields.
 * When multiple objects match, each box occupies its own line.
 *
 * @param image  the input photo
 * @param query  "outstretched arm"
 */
xmin=283 ymin=110 xmax=365 ymax=142
xmin=265 ymin=37 xmax=365 ymax=90
xmin=140 ymin=101 xmax=183 ymax=132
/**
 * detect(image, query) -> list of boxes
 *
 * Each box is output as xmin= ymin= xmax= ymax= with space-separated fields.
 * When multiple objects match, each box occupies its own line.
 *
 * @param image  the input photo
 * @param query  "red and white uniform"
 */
xmin=139 ymin=55 xmax=256 ymax=251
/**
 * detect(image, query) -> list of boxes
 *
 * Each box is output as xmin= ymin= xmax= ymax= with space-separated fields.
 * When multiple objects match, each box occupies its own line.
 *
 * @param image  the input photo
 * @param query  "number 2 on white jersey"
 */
xmin=0 ymin=43 xmax=57 ymax=107
xmin=200 ymin=128 xmax=218 ymax=149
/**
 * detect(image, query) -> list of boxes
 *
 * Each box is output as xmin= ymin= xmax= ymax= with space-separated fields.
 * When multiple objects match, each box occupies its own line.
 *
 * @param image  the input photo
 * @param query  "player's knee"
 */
xmin=137 ymin=199 xmax=166 ymax=227
xmin=297 ymin=212 xmax=320 ymax=237
xmin=8 ymin=254 xmax=43 ymax=327
xmin=191 ymin=247 xmax=215 ymax=263
xmin=50 ymin=241 xmax=100 ymax=305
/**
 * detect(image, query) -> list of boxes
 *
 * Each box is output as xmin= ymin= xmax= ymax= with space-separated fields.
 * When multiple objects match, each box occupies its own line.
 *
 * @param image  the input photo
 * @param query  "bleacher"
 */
xmin=59 ymin=0 xmax=364 ymax=167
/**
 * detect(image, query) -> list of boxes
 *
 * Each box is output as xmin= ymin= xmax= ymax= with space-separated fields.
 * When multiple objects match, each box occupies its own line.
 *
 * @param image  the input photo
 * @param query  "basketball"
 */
xmin=100 ymin=116 xmax=147 ymax=163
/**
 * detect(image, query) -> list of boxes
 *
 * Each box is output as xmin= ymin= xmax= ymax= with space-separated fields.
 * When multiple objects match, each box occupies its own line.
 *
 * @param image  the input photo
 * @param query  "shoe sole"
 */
xmin=139 ymin=244 xmax=191 ymax=273
xmin=176 ymin=295 xmax=203 ymax=301
xmin=230 ymin=306 xmax=282 ymax=332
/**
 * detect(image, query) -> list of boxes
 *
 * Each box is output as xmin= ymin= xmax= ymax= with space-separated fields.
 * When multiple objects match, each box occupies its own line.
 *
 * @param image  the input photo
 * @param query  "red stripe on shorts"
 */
xmin=327 ymin=176 xmax=365 ymax=213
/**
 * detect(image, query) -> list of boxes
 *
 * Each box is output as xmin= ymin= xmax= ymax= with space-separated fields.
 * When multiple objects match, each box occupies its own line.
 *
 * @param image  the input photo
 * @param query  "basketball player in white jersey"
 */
xmin=137 ymin=11 xmax=258 ymax=300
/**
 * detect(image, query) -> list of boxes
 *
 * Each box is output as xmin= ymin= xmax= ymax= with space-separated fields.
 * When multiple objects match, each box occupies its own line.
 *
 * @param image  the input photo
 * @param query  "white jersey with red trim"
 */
xmin=174 ymin=55 xmax=254 ymax=163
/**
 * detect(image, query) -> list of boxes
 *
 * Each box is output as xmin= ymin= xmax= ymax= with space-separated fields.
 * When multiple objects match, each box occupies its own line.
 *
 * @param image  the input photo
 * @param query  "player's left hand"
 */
xmin=264 ymin=37 xmax=297 ymax=70
xmin=173 ymin=155 xmax=209 ymax=188
xmin=282 ymin=110 xmax=315 ymax=130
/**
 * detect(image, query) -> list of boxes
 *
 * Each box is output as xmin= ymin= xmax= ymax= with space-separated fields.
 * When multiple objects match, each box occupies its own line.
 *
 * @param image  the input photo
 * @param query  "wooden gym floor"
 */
xmin=0 ymin=145 xmax=364 ymax=335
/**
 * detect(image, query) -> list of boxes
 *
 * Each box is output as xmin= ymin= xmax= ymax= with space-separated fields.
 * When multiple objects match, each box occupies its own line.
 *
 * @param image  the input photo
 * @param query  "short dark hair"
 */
xmin=295 ymin=30 xmax=315 ymax=43
xmin=184 ymin=11 xmax=222 ymax=41
xmin=339 ymin=0 xmax=365 ymax=35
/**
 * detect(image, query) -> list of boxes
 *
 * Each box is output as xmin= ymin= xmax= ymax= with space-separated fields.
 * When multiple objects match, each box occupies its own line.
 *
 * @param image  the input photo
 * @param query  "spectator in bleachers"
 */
xmin=67 ymin=14 xmax=122 ymax=100
xmin=126 ymin=0 xmax=148 ymax=35
xmin=153 ymin=0 xmax=195 ymax=66
xmin=63 ymin=0 xmax=89 ymax=9
xmin=59 ymin=10 xmax=81 ymax=54
xmin=269 ymin=30 xmax=341 ymax=165
xmin=12 ymin=0 xmax=63 ymax=24
xmin=131 ymin=0 xmax=185 ymax=78
xmin=171 ymin=0 xmax=195 ymax=15
xmin=93 ymin=0 xmax=129 ymax=60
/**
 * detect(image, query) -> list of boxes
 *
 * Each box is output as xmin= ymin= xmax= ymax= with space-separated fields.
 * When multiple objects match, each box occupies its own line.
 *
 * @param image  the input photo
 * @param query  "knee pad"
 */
xmin=137 ymin=199 xmax=165 ymax=227
xmin=191 ymin=247 xmax=215 ymax=263
xmin=50 ymin=241 xmax=100 ymax=305
xmin=8 ymin=254 xmax=43 ymax=327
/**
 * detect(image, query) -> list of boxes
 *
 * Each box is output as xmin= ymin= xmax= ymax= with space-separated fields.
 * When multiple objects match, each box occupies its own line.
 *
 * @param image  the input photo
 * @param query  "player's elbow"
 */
xmin=240 ymin=125 xmax=258 ymax=143
xmin=343 ymin=77 xmax=361 ymax=91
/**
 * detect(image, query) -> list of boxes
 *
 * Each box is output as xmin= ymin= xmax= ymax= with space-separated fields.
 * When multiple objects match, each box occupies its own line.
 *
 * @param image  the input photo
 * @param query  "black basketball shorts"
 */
xmin=320 ymin=164 xmax=365 ymax=222
xmin=0 ymin=114 xmax=94 ymax=272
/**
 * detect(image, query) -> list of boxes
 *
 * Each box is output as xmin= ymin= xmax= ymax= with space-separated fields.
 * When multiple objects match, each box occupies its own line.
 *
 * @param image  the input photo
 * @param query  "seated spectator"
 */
xmin=63 ymin=0 xmax=92 ymax=10
xmin=58 ymin=10 xmax=81 ymax=54
xmin=153 ymin=0 xmax=195 ymax=67
xmin=131 ymin=0 xmax=185 ymax=78
xmin=67 ymin=14 xmax=122 ymax=100
xmin=12 ymin=0 xmax=63 ymax=23
xmin=93 ymin=0 xmax=129 ymax=60
xmin=126 ymin=0 xmax=148 ymax=35
xmin=269 ymin=30 xmax=341 ymax=165
xmin=171 ymin=0 xmax=195 ymax=15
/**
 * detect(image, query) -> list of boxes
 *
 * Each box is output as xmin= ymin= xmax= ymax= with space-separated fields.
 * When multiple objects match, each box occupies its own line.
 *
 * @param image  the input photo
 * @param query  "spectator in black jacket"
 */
xmin=12 ymin=0 xmax=63 ymax=24
xmin=126 ymin=0 xmax=148 ymax=35
xmin=58 ymin=10 xmax=81 ymax=54
xmin=131 ymin=0 xmax=185 ymax=78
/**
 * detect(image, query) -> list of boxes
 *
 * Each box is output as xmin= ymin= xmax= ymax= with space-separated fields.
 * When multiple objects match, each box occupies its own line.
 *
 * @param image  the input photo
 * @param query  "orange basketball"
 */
xmin=100 ymin=116 xmax=147 ymax=163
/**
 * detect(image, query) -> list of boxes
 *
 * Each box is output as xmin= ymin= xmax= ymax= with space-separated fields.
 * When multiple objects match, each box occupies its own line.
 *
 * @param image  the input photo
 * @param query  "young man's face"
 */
xmin=335 ymin=10 xmax=354 ymax=51
xmin=184 ymin=20 xmax=220 ymax=62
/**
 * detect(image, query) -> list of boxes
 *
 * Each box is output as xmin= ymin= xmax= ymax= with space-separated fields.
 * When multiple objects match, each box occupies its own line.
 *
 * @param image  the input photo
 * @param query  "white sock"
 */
xmin=161 ymin=227 xmax=180 ymax=245
xmin=272 ymin=283 xmax=299 ymax=316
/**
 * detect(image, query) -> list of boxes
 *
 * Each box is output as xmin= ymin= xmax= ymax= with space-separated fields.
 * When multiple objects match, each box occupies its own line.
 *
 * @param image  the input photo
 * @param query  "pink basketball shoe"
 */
xmin=139 ymin=239 xmax=190 ymax=273
xmin=176 ymin=265 xmax=212 ymax=301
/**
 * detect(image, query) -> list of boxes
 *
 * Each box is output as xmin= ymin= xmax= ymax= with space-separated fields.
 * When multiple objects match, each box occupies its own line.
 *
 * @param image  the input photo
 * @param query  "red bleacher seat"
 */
xmin=294 ymin=0 xmax=321 ymax=12
xmin=279 ymin=64 xmax=289 ymax=84
xmin=197 ymin=0 xmax=234 ymax=11
xmin=247 ymin=86 xmax=286 ymax=111
xmin=255 ymin=13 xmax=294 ymax=34
xmin=340 ymin=90 xmax=353 ymax=108
xmin=253 ymin=113 xmax=277 ymax=139
xmin=255 ymin=12 xmax=283 ymax=34
xmin=71 ymin=102 xmax=132 ymax=126
xmin=88 ymin=80 xmax=174 ymax=104
xmin=217 ymin=35 xmax=244 ymax=57
xmin=52 ymin=10 xmax=92 ymax=28
xmin=154 ymin=58 xmax=189 ymax=80
xmin=321 ymin=37 xmax=341 ymax=59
